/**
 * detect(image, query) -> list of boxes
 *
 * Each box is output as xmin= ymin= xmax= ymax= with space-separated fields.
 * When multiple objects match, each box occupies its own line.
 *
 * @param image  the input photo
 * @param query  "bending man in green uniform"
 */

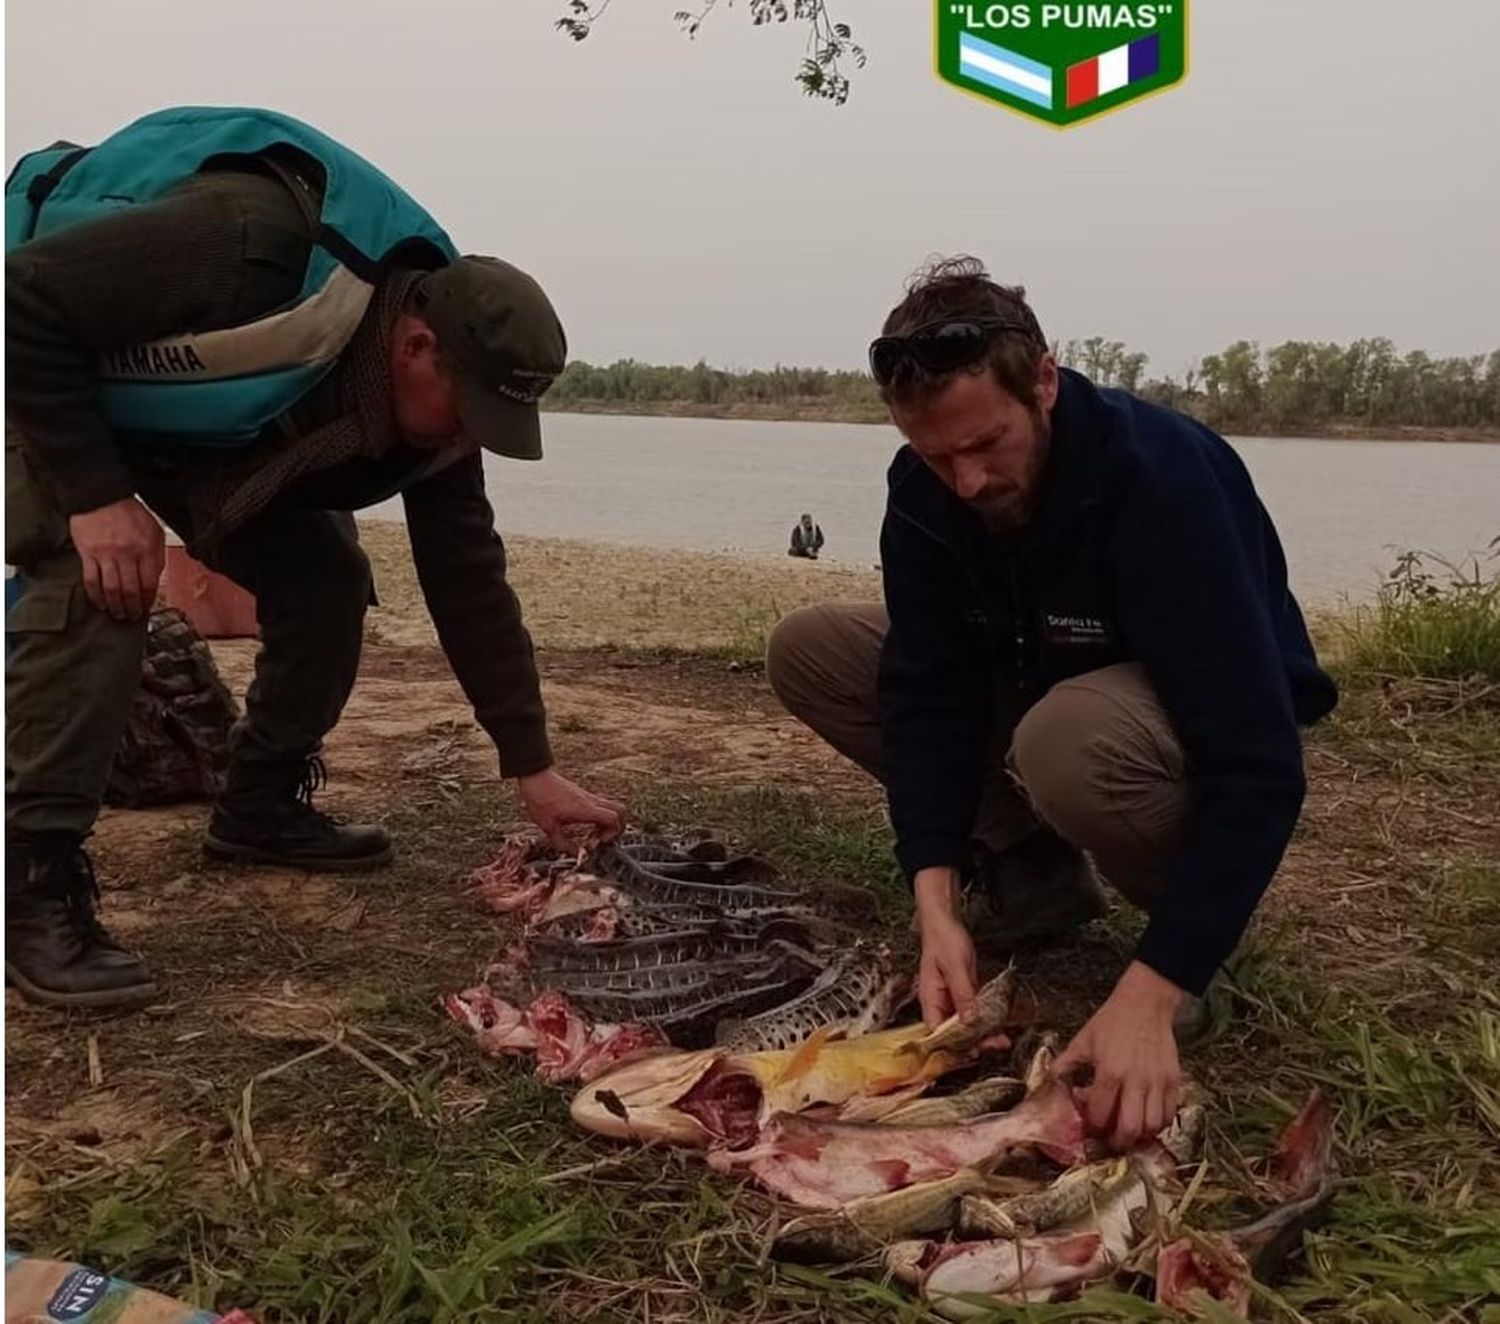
xmin=5 ymin=107 xmax=625 ymax=1009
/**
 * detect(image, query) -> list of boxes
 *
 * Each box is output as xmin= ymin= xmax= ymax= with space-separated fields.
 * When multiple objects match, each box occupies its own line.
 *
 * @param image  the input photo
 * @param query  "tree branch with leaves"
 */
xmin=556 ymin=0 xmax=865 ymax=104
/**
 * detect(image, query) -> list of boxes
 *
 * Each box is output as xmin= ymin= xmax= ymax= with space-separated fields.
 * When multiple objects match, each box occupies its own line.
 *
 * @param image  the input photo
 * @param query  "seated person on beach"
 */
xmin=788 ymin=512 xmax=825 ymax=559
xmin=766 ymin=257 xmax=1337 ymax=1150
xmin=5 ymin=106 xmax=624 ymax=1011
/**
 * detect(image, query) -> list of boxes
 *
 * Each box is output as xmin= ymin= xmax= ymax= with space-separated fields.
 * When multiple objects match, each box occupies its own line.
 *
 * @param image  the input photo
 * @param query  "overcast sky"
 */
xmin=6 ymin=0 xmax=1497 ymax=377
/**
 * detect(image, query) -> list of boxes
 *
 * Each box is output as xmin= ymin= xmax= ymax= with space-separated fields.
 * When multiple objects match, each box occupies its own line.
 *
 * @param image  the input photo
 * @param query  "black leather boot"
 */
xmin=204 ymin=753 xmax=393 ymax=871
xmin=4 ymin=835 xmax=160 ymax=1009
xmin=963 ymin=830 xmax=1107 ymax=954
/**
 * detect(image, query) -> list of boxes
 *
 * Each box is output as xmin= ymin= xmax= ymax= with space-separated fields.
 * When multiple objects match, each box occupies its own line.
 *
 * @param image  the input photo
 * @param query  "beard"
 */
xmin=974 ymin=407 xmax=1052 ymax=533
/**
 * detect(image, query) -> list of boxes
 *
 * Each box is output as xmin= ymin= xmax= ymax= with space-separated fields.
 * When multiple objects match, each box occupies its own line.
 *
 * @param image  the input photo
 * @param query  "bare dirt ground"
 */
xmin=5 ymin=525 xmax=1497 ymax=1321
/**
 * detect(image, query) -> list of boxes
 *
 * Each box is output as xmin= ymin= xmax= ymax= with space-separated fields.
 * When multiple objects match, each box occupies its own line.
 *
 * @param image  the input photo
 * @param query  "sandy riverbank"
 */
xmin=359 ymin=522 xmax=882 ymax=654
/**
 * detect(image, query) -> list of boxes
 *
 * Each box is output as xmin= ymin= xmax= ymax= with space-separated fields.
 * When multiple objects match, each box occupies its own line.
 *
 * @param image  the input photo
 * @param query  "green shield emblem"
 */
xmin=937 ymin=2 xmax=1188 ymax=127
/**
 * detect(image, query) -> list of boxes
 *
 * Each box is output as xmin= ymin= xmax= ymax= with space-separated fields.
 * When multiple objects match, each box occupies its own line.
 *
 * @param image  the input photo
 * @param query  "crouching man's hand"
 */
xmin=1055 ymin=960 xmax=1185 ymax=1152
xmin=914 ymin=866 xmax=979 ymax=1030
xmin=518 ymin=767 xmax=626 ymax=851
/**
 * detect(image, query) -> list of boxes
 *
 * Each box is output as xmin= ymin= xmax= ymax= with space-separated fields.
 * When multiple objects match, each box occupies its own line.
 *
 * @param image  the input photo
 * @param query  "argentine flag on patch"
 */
xmin=958 ymin=31 xmax=1054 ymax=110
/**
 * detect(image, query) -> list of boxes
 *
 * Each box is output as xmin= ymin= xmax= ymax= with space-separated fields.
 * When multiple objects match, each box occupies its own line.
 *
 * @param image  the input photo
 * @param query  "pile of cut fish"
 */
xmin=444 ymin=830 xmax=898 ymax=1083
xmin=445 ymin=833 xmax=1335 ymax=1316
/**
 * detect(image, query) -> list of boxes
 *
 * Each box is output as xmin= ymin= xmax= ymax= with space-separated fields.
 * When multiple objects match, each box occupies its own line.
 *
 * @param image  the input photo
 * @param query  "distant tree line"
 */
xmin=546 ymin=337 xmax=1500 ymax=434
xmin=547 ymin=359 xmax=882 ymax=412
xmin=1113 ymin=339 xmax=1500 ymax=432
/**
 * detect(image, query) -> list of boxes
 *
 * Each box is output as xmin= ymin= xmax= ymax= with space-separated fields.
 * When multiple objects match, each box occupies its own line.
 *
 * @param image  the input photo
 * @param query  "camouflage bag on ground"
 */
xmin=104 ymin=608 xmax=239 ymax=808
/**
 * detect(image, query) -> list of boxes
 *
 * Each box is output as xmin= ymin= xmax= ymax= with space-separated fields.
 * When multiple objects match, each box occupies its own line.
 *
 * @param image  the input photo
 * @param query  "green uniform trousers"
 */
xmin=5 ymin=424 xmax=372 ymax=839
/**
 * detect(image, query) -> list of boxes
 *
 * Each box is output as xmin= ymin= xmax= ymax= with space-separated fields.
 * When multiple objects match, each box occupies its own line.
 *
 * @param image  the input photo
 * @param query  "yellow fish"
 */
xmin=571 ymin=969 xmax=1016 ymax=1146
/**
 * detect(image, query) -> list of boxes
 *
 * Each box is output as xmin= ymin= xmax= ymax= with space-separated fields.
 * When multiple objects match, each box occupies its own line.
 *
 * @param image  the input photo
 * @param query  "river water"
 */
xmin=367 ymin=413 xmax=1500 ymax=605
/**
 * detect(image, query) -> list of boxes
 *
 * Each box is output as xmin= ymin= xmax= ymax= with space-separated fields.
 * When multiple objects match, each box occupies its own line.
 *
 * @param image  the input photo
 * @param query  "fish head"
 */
xmin=1267 ymin=1088 xmax=1335 ymax=1198
xmin=1157 ymin=1101 xmax=1207 ymax=1166
xmin=918 ymin=967 xmax=1018 ymax=1056
xmin=1022 ymin=1032 xmax=1061 ymax=1093
xmin=773 ymin=1209 xmax=878 ymax=1264
xmin=569 ymin=1048 xmax=721 ymax=1146
xmin=1154 ymin=1236 xmax=1253 ymax=1315
xmin=883 ymin=1239 xmax=935 ymax=1288
xmin=922 ymin=1231 xmax=1106 ymax=1312
xmin=957 ymin=1192 xmax=1019 ymax=1238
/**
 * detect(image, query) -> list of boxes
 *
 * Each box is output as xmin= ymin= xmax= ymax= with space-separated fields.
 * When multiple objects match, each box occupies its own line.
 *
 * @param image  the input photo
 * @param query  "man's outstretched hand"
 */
xmin=518 ymin=767 xmax=626 ymax=851
xmin=1054 ymin=959 xmax=1185 ymax=1152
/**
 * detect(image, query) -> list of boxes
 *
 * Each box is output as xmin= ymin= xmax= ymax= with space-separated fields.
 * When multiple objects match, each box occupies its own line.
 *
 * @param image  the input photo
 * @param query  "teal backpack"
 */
xmin=5 ymin=105 xmax=459 ymax=445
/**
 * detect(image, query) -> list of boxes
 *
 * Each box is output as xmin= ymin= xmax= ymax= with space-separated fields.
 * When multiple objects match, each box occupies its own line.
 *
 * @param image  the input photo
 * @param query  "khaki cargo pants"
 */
xmin=766 ymin=602 xmax=1190 ymax=905
xmin=5 ymin=423 xmax=373 ymax=840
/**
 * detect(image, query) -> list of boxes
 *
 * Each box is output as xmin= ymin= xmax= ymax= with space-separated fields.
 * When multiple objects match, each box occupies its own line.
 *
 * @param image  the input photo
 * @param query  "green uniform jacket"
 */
xmin=5 ymin=165 xmax=552 ymax=777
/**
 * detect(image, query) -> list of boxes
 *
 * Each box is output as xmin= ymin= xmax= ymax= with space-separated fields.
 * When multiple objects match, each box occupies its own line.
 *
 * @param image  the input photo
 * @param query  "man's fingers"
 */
xmin=931 ymin=977 xmax=974 ymax=1025
xmin=118 ymin=558 xmax=146 ymax=620
xmin=933 ymin=991 xmax=955 ymax=1028
xmin=526 ymin=805 xmax=566 ymax=851
xmin=140 ymin=543 xmax=166 ymax=608
xmin=919 ymin=970 xmax=951 ymax=1030
xmin=579 ymin=800 xmax=625 ymax=839
xmin=1143 ymin=1083 xmax=1167 ymax=1143
xmin=950 ymin=976 xmax=977 ymax=1022
xmin=945 ymin=958 xmax=976 ymax=1003
xmin=98 ymin=558 xmax=128 ymax=621
xmin=1110 ymin=1082 xmax=1145 ymax=1152
xmin=80 ymin=555 xmax=107 ymax=615
xmin=1085 ymin=1073 xmax=1121 ymax=1136
xmin=1053 ymin=1032 xmax=1087 ymax=1081
xmin=540 ymin=811 xmax=571 ymax=850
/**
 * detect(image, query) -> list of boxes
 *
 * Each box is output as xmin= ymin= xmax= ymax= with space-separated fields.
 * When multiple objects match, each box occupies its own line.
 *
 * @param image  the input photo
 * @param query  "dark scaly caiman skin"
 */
xmin=590 ymin=842 xmax=803 ymax=910
xmin=716 ymin=946 xmax=905 ymax=1053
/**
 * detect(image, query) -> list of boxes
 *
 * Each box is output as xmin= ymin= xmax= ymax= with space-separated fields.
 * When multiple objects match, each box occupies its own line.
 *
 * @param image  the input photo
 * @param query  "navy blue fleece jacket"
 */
xmin=877 ymin=368 xmax=1338 ymax=995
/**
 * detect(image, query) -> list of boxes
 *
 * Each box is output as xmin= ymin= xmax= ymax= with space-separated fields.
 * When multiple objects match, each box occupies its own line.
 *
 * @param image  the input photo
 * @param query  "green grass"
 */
xmin=1335 ymin=542 xmax=1500 ymax=683
xmin=1205 ymin=877 xmax=1500 ymax=1321
xmin=1292 ymin=1180 xmax=1500 ymax=1317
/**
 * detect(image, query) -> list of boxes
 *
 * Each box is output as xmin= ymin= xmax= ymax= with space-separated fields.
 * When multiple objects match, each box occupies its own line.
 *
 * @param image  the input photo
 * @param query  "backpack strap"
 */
xmin=10 ymin=145 xmax=91 ymax=245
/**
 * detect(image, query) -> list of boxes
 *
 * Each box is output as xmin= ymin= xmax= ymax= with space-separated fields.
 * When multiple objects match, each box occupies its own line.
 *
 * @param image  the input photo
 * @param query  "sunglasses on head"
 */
xmin=868 ymin=317 xmax=1040 ymax=388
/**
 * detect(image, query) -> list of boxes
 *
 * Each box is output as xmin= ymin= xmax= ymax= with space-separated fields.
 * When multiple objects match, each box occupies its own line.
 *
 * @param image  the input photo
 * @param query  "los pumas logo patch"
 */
xmin=936 ymin=1 xmax=1189 ymax=127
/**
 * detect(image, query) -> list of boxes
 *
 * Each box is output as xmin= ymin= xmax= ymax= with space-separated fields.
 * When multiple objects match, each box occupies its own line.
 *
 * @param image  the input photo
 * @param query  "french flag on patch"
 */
xmin=1066 ymin=33 xmax=1160 ymax=108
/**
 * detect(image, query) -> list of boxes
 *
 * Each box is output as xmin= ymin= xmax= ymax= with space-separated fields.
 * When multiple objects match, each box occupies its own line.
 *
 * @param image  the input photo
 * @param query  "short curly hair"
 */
xmin=877 ymin=256 xmax=1049 ymax=411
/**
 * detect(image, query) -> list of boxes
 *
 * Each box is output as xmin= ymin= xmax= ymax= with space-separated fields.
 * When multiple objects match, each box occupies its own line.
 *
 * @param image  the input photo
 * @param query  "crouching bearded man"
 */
xmin=766 ymin=258 xmax=1336 ymax=1150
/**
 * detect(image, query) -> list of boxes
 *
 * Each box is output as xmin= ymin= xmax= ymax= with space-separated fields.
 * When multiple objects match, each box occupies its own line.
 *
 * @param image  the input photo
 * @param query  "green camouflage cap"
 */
xmin=414 ymin=255 xmax=566 ymax=461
